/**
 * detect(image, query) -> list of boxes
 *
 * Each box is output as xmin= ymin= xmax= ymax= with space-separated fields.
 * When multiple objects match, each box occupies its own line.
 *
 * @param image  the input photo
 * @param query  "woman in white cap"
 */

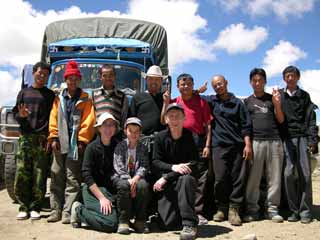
xmin=70 ymin=112 xmax=119 ymax=232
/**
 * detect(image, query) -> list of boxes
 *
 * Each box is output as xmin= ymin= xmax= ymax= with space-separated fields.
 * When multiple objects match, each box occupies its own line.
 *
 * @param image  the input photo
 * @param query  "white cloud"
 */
xmin=212 ymin=23 xmax=268 ymax=54
xmin=0 ymin=0 xmax=213 ymax=106
xmin=0 ymin=70 xmax=21 ymax=106
xmin=215 ymin=0 xmax=317 ymax=21
xmin=262 ymin=40 xmax=307 ymax=77
xmin=300 ymin=69 xmax=320 ymax=107
xmin=128 ymin=0 xmax=214 ymax=69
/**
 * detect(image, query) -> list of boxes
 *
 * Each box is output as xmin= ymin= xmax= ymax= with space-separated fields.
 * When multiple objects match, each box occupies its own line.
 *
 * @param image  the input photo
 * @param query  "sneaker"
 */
xmin=213 ymin=210 xmax=225 ymax=222
xmin=267 ymin=212 xmax=283 ymax=223
xmin=47 ymin=210 xmax=62 ymax=223
xmin=228 ymin=207 xmax=242 ymax=226
xmin=243 ymin=213 xmax=259 ymax=222
xmin=30 ymin=211 xmax=41 ymax=220
xmin=180 ymin=225 xmax=197 ymax=240
xmin=71 ymin=201 xmax=82 ymax=228
xmin=61 ymin=211 xmax=71 ymax=224
xmin=301 ymin=216 xmax=312 ymax=224
xmin=16 ymin=211 xmax=28 ymax=220
xmin=117 ymin=223 xmax=130 ymax=234
xmin=287 ymin=213 xmax=299 ymax=222
xmin=197 ymin=214 xmax=208 ymax=225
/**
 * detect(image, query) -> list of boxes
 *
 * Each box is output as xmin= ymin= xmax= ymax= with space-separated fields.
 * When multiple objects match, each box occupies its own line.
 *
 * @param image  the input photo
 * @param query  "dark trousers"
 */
xmin=14 ymin=134 xmax=50 ymax=212
xmin=284 ymin=137 xmax=313 ymax=218
xmin=114 ymin=178 xmax=150 ymax=223
xmin=157 ymin=175 xmax=198 ymax=229
xmin=77 ymin=184 xmax=118 ymax=232
xmin=192 ymin=133 xmax=210 ymax=216
xmin=212 ymin=144 xmax=247 ymax=209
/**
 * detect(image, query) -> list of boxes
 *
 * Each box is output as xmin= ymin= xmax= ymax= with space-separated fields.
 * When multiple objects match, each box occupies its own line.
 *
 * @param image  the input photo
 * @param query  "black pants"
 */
xmin=212 ymin=144 xmax=247 ymax=209
xmin=192 ymin=133 xmax=211 ymax=216
xmin=157 ymin=175 xmax=198 ymax=229
xmin=284 ymin=137 xmax=312 ymax=218
xmin=114 ymin=178 xmax=150 ymax=223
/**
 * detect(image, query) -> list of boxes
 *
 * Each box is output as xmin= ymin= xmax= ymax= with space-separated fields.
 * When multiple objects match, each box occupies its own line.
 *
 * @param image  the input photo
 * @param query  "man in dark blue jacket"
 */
xmin=201 ymin=75 xmax=252 ymax=226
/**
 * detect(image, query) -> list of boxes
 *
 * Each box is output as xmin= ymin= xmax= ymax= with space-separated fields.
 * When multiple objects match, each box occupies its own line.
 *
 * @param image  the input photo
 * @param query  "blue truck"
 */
xmin=0 ymin=17 xmax=169 ymax=200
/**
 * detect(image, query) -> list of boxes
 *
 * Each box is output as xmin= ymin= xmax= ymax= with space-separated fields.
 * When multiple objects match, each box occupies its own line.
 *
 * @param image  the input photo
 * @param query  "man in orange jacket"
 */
xmin=47 ymin=60 xmax=95 ymax=224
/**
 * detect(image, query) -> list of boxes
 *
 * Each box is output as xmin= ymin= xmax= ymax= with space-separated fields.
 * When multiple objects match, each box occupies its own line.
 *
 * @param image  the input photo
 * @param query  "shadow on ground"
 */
xmin=172 ymin=225 xmax=232 ymax=238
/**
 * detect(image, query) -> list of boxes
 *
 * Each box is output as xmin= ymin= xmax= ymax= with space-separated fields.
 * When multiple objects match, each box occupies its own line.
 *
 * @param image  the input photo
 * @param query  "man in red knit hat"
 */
xmin=47 ymin=60 xmax=96 ymax=224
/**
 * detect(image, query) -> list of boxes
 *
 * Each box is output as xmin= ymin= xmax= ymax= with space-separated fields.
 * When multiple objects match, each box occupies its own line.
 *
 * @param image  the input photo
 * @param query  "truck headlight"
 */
xmin=2 ymin=142 xmax=14 ymax=154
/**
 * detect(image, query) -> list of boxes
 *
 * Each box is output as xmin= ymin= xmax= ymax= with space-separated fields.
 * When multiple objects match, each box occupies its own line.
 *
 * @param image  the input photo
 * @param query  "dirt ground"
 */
xmin=0 ymin=169 xmax=320 ymax=240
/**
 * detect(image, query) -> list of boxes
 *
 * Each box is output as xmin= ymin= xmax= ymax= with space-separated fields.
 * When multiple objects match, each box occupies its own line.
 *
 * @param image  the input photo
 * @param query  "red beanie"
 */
xmin=64 ymin=60 xmax=82 ymax=80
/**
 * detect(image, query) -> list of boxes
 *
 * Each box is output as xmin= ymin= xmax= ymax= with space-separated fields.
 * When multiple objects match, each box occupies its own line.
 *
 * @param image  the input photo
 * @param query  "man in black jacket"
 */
xmin=280 ymin=66 xmax=319 ymax=224
xmin=153 ymin=103 xmax=199 ymax=240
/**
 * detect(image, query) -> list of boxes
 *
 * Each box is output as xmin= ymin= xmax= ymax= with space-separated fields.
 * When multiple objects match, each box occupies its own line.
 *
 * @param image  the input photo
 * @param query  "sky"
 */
xmin=0 ymin=0 xmax=319 ymax=118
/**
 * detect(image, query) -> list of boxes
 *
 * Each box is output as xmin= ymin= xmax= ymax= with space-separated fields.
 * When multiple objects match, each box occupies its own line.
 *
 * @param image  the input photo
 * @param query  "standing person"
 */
xmin=243 ymin=68 xmax=285 ymax=223
xmin=70 ymin=112 xmax=119 ymax=232
xmin=280 ymin=66 xmax=318 ymax=223
xmin=162 ymin=73 xmax=213 ymax=225
xmin=113 ymin=117 xmax=150 ymax=234
xmin=47 ymin=60 xmax=95 ymax=224
xmin=153 ymin=103 xmax=199 ymax=240
xmin=13 ymin=61 xmax=55 ymax=220
xmin=129 ymin=65 xmax=166 ymax=136
xmin=201 ymin=75 xmax=252 ymax=226
xmin=92 ymin=64 xmax=128 ymax=127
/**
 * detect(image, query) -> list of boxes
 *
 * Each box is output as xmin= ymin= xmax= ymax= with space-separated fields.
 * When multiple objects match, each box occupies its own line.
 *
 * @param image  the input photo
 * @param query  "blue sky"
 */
xmin=0 ymin=0 xmax=319 ymax=118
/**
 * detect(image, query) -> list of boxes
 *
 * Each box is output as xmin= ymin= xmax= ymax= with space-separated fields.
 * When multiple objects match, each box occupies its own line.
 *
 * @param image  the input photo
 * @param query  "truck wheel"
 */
xmin=4 ymin=154 xmax=17 ymax=202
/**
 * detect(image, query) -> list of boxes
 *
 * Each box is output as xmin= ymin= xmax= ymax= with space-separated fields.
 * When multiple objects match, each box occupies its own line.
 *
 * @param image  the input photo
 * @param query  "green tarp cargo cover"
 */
xmin=41 ymin=17 xmax=168 ymax=75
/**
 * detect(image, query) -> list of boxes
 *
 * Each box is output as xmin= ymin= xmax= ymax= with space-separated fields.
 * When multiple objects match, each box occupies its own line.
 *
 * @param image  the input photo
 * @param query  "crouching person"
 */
xmin=70 ymin=112 xmax=119 ymax=232
xmin=47 ymin=60 xmax=95 ymax=223
xmin=113 ymin=117 xmax=150 ymax=234
xmin=153 ymin=103 xmax=199 ymax=240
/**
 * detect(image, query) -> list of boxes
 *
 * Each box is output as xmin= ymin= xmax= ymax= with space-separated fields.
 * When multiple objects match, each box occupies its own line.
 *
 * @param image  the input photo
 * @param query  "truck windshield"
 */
xmin=49 ymin=62 xmax=142 ymax=94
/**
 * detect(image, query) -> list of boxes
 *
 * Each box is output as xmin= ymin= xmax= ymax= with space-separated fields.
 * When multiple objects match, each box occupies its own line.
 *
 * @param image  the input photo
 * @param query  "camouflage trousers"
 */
xmin=14 ymin=134 xmax=50 ymax=212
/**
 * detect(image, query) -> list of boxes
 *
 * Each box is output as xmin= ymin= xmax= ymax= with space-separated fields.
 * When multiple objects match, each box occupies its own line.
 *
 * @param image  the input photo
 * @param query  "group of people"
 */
xmin=12 ymin=59 xmax=318 ymax=240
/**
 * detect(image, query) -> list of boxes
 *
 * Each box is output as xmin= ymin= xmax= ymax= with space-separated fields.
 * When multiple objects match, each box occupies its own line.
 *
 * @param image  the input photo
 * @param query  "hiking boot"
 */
xmin=117 ymin=223 xmax=130 ymax=234
xmin=47 ymin=210 xmax=62 ymax=223
xmin=71 ymin=201 xmax=82 ymax=228
xmin=197 ymin=214 xmax=208 ymax=225
xmin=133 ymin=220 xmax=147 ymax=233
xmin=266 ymin=212 xmax=283 ymax=223
xmin=16 ymin=211 xmax=28 ymax=220
xmin=180 ymin=225 xmax=197 ymax=240
xmin=228 ymin=207 xmax=242 ymax=226
xmin=213 ymin=210 xmax=225 ymax=222
xmin=287 ymin=213 xmax=299 ymax=222
xmin=30 ymin=211 xmax=41 ymax=220
xmin=61 ymin=211 xmax=71 ymax=224
xmin=243 ymin=213 xmax=259 ymax=222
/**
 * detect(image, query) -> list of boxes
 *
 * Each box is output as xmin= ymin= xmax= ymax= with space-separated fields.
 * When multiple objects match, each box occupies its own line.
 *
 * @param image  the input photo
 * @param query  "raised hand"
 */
xmin=272 ymin=87 xmax=281 ymax=107
xmin=163 ymin=89 xmax=171 ymax=105
xmin=18 ymin=103 xmax=30 ymax=118
xmin=197 ymin=81 xmax=208 ymax=94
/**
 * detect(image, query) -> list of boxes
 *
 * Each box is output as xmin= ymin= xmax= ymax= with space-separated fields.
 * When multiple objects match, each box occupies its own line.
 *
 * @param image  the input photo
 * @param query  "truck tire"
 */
xmin=4 ymin=154 xmax=17 ymax=202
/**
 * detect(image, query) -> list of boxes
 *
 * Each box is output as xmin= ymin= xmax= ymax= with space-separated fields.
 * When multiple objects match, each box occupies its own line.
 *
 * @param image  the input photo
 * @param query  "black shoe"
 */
xmin=287 ymin=213 xmax=299 ymax=222
xmin=301 ymin=217 xmax=312 ymax=224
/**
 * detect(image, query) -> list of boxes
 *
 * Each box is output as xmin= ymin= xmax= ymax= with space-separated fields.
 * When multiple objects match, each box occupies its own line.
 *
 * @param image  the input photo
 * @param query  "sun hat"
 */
xmin=146 ymin=65 xmax=164 ymax=78
xmin=94 ymin=112 xmax=118 ymax=127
